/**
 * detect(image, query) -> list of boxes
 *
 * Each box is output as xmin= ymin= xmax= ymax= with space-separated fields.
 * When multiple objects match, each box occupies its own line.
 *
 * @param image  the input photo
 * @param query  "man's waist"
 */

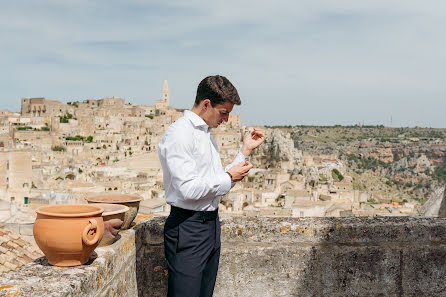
xmin=166 ymin=194 xmax=220 ymax=212
xmin=170 ymin=205 xmax=218 ymax=222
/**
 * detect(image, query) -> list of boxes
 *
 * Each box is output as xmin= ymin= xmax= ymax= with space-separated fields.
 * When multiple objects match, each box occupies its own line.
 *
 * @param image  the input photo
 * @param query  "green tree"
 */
xmin=331 ymin=169 xmax=344 ymax=182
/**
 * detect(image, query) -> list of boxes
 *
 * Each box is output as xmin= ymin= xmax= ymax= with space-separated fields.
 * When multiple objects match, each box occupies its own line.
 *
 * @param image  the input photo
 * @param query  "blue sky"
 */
xmin=1 ymin=0 xmax=445 ymax=127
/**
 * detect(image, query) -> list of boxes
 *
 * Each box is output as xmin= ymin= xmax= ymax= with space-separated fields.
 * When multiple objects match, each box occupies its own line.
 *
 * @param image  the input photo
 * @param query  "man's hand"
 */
xmin=241 ymin=128 xmax=265 ymax=157
xmin=227 ymin=161 xmax=253 ymax=182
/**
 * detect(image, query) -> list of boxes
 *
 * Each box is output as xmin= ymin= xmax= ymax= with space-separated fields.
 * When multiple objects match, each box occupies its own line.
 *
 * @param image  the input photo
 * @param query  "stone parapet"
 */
xmin=2 ymin=216 xmax=446 ymax=297
xmin=0 ymin=229 xmax=137 ymax=297
xmin=138 ymin=216 xmax=446 ymax=297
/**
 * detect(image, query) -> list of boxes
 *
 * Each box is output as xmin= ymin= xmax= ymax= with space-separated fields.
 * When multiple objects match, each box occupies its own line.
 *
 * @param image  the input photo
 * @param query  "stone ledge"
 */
xmin=219 ymin=216 xmax=446 ymax=244
xmin=2 ymin=216 xmax=446 ymax=297
xmin=137 ymin=216 xmax=446 ymax=297
xmin=0 ymin=229 xmax=137 ymax=297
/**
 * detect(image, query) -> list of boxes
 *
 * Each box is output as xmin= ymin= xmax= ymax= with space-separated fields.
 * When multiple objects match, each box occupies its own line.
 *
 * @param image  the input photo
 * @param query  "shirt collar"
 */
xmin=184 ymin=110 xmax=211 ymax=132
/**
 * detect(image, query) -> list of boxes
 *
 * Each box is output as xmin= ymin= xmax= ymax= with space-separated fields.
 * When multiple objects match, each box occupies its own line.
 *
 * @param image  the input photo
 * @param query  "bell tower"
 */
xmin=162 ymin=80 xmax=169 ymax=105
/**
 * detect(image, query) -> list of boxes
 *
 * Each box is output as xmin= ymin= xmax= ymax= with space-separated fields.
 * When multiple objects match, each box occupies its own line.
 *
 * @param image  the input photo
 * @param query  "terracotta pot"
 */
xmin=33 ymin=204 xmax=104 ymax=267
xmin=92 ymin=203 xmax=129 ymax=246
xmin=85 ymin=193 xmax=143 ymax=229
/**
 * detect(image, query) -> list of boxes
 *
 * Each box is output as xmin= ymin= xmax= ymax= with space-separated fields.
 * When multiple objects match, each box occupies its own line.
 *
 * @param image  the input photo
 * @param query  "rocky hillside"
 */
xmin=270 ymin=125 xmax=446 ymax=204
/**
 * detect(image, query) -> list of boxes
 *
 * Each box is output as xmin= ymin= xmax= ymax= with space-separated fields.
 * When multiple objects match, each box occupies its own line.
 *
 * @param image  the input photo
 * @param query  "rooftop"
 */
xmin=0 ymin=228 xmax=42 ymax=276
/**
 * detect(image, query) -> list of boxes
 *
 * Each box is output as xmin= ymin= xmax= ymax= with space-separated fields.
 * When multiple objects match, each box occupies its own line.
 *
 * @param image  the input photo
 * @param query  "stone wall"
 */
xmin=2 ymin=216 xmax=446 ymax=297
xmin=0 ymin=229 xmax=137 ymax=297
xmin=136 ymin=216 xmax=446 ymax=297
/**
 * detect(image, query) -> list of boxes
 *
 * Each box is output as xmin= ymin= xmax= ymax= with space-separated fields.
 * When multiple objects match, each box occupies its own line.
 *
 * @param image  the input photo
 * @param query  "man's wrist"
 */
xmin=240 ymin=146 xmax=252 ymax=158
xmin=226 ymin=171 xmax=234 ymax=182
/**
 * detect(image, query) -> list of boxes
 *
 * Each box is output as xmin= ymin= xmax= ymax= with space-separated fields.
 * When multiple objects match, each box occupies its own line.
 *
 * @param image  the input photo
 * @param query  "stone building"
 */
xmin=0 ymin=150 xmax=32 ymax=205
xmin=21 ymin=97 xmax=72 ymax=118
xmin=97 ymin=97 xmax=126 ymax=108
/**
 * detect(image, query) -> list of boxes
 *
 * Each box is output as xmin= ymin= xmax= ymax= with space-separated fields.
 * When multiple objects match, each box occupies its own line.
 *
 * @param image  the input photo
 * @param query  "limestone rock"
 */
xmin=251 ymin=129 xmax=301 ymax=170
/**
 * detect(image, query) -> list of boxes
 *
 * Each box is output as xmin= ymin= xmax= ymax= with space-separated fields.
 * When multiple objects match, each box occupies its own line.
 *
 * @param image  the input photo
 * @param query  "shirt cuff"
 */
xmin=235 ymin=151 xmax=249 ymax=163
xmin=216 ymin=172 xmax=232 ymax=196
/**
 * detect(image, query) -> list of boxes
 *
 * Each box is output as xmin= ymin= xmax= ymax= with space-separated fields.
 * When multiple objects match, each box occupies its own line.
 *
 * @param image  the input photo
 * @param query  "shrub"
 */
xmin=17 ymin=126 xmax=32 ymax=131
xmin=66 ymin=135 xmax=84 ymax=141
xmin=59 ymin=116 xmax=69 ymax=123
xmin=275 ymin=194 xmax=285 ymax=202
xmin=432 ymin=166 xmax=446 ymax=182
xmin=51 ymin=146 xmax=66 ymax=152
xmin=331 ymin=169 xmax=344 ymax=182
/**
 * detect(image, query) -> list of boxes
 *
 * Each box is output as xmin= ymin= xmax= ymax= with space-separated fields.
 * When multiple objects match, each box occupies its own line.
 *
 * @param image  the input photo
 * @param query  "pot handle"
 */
xmin=82 ymin=218 xmax=100 ymax=246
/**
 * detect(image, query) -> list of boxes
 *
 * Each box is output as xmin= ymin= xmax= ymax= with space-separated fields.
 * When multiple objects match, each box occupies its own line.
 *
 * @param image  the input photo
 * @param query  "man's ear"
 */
xmin=202 ymin=99 xmax=211 ymax=110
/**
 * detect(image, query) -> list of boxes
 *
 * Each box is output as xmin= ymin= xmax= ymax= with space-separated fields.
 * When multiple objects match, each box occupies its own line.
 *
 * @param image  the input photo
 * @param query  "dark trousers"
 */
xmin=164 ymin=206 xmax=221 ymax=297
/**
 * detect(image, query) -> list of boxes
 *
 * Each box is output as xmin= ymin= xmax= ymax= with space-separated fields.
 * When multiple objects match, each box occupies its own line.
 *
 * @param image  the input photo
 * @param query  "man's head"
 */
xmin=193 ymin=75 xmax=241 ymax=128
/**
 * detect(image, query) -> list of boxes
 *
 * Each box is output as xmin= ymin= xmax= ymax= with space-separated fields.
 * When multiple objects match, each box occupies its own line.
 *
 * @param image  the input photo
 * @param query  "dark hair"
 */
xmin=195 ymin=75 xmax=241 ymax=107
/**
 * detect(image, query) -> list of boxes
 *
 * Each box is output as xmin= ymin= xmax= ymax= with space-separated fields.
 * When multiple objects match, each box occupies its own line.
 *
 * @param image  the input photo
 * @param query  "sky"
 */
xmin=0 ymin=0 xmax=445 ymax=127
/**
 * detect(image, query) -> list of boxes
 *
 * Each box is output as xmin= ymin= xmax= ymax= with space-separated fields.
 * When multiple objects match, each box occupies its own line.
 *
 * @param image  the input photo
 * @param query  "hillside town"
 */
xmin=0 ymin=80 xmax=424 ymax=234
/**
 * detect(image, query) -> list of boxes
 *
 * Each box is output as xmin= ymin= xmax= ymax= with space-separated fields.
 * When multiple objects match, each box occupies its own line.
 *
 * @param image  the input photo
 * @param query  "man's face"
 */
xmin=203 ymin=100 xmax=234 ymax=128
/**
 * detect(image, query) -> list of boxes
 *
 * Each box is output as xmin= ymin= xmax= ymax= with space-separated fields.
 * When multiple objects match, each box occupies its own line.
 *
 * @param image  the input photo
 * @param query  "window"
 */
xmin=300 ymin=211 xmax=304 ymax=217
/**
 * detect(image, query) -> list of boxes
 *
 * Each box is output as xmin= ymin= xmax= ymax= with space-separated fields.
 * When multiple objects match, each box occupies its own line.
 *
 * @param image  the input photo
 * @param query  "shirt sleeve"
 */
xmin=159 ymin=128 xmax=232 ymax=201
xmin=224 ymin=151 xmax=248 ymax=172
xmin=224 ymin=151 xmax=249 ymax=188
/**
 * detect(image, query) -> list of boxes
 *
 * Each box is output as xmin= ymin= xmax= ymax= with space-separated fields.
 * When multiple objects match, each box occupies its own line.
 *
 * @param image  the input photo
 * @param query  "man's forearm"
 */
xmin=175 ymin=172 xmax=231 ymax=200
xmin=240 ymin=145 xmax=251 ymax=158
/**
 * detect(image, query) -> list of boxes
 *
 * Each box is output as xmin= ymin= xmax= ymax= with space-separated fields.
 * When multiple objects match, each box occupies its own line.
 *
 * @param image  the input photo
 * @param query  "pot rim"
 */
xmin=36 ymin=204 xmax=104 ymax=218
xmin=89 ymin=203 xmax=130 ymax=216
xmin=85 ymin=193 xmax=143 ymax=203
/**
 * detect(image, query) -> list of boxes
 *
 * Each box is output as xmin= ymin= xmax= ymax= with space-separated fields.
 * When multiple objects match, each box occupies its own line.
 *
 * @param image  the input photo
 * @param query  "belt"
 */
xmin=170 ymin=205 xmax=218 ymax=222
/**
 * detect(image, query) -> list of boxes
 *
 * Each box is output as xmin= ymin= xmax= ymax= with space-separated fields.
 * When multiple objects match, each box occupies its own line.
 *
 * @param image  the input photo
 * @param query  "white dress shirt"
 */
xmin=158 ymin=110 xmax=247 ymax=211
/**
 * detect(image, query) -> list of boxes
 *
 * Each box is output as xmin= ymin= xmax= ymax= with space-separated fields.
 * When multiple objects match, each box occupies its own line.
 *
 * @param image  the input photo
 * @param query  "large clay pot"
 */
xmin=33 ymin=204 xmax=104 ymax=267
xmin=92 ymin=203 xmax=129 ymax=246
xmin=85 ymin=193 xmax=143 ymax=229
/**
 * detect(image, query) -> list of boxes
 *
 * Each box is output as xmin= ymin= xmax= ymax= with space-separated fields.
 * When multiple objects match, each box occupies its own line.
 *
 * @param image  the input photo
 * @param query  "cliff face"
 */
xmin=251 ymin=129 xmax=301 ymax=170
xmin=288 ymin=126 xmax=446 ymax=203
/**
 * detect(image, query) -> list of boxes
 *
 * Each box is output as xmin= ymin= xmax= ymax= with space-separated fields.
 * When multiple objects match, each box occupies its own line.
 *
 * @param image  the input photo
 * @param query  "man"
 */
xmin=158 ymin=75 xmax=264 ymax=297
